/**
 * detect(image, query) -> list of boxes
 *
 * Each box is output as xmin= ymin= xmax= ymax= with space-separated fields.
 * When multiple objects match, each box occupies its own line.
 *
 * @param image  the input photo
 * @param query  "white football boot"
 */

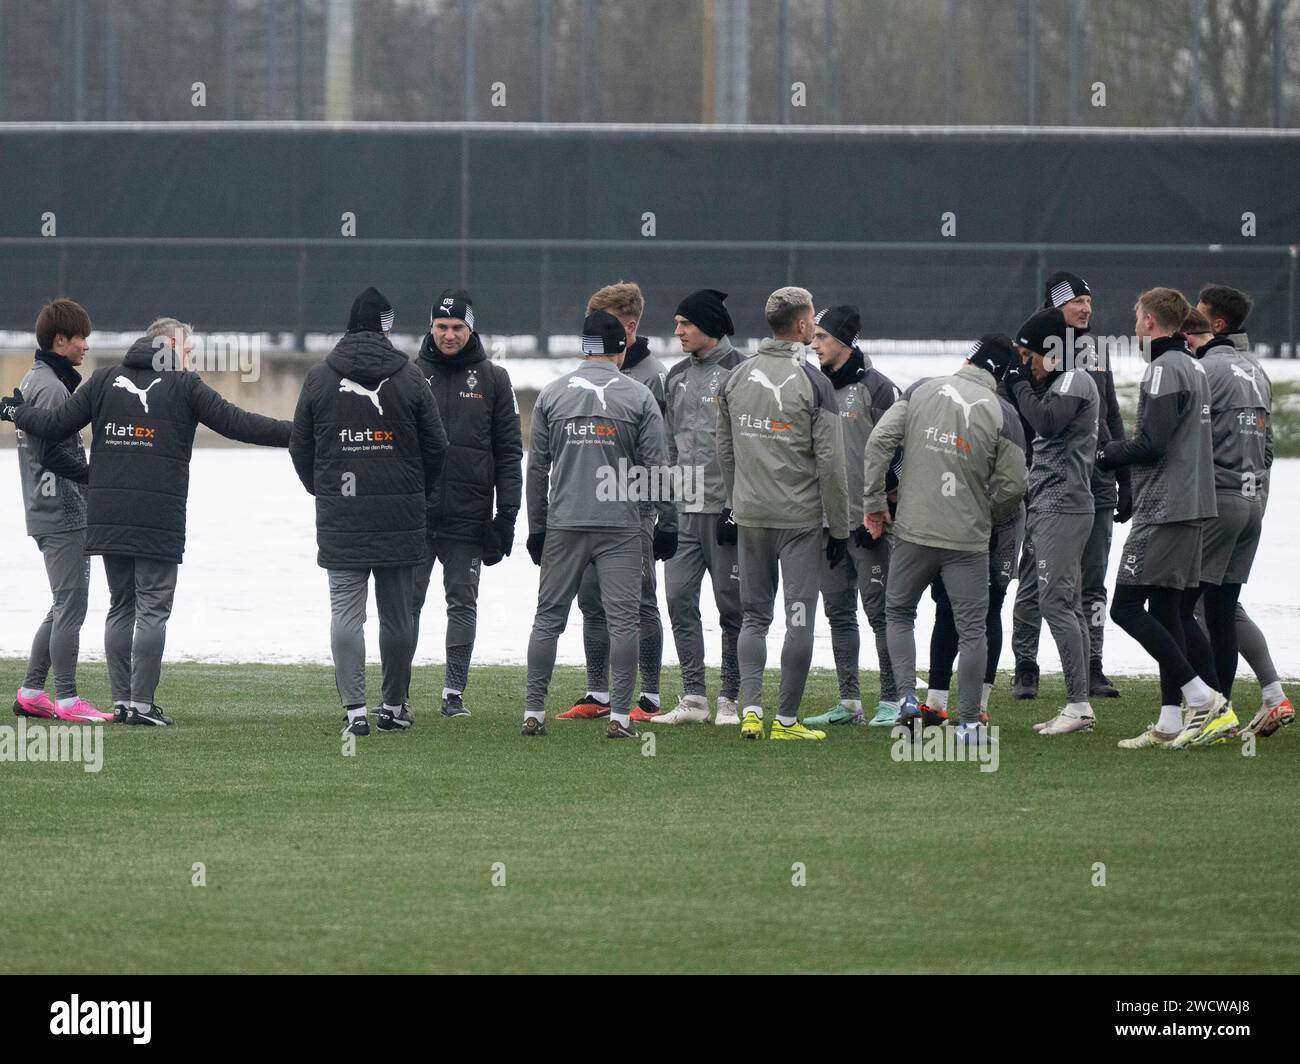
xmin=652 ymin=694 xmax=710 ymax=724
xmin=714 ymin=696 xmax=741 ymax=726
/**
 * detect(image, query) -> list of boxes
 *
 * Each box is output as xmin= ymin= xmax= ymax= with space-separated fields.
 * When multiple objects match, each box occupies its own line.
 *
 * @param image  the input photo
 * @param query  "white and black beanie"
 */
xmin=581 ymin=309 xmax=627 ymax=355
xmin=431 ymin=287 xmax=475 ymax=331
xmin=965 ymin=333 xmax=1018 ymax=381
xmin=1044 ymin=271 xmax=1090 ymax=309
xmin=814 ymin=305 xmax=861 ymax=350
xmin=347 ymin=286 xmax=395 ymax=333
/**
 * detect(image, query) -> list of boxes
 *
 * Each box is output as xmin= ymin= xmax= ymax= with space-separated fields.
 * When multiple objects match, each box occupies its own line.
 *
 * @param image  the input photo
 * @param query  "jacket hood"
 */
xmin=754 ymin=337 xmax=807 ymax=360
xmin=327 ymin=331 xmax=410 ymax=387
xmin=691 ymin=335 xmax=734 ymax=365
xmin=416 ymin=330 xmax=485 ymax=374
xmin=123 ymin=334 xmax=180 ymax=371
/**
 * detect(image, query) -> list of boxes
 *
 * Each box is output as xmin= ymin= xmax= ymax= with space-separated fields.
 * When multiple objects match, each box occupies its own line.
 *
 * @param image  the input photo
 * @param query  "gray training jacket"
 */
xmin=526 ymin=358 xmax=674 ymax=533
xmin=863 ymin=361 xmax=1028 ymax=553
xmin=716 ymin=338 xmax=850 ymax=538
xmin=663 ymin=336 xmax=749 ymax=515
xmin=17 ymin=355 xmax=89 ymax=537
xmin=1103 ymin=337 xmax=1217 ymax=527
xmin=827 ymin=352 xmax=900 ymax=526
xmin=1008 ymin=367 xmax=1099 ymax=516
xmin=1198 ymin=336 xmax=1272 ymax=497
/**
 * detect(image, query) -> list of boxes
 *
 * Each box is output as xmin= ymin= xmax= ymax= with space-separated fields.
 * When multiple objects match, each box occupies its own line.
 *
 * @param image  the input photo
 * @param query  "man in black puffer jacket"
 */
xmin=290 ymin=288 xmax=448 ymax=738
xmin=3 ymin=317 xmax=292 ymax=726
xmin=412 ymin=288 xmax=522 ymax=718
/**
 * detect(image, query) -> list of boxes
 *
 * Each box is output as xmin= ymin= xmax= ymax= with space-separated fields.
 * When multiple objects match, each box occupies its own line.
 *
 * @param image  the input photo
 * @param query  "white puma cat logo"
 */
xmin=747 ymin=368 xmax=798 ymax=411
xmin=567 ymin=375 xmax=614 ymax=411
xmin=1230 ymin=361 xmax=1265 ymax=404
xmin=112 ymin=376 xmax=162 ymax=413
xmin=938 ymin=383 xmax=991 ymax=428
xmin=1123 ymin=562 xmax=1138 ymax=577
xmin=339 ymin=377 xmax=387 ymax=415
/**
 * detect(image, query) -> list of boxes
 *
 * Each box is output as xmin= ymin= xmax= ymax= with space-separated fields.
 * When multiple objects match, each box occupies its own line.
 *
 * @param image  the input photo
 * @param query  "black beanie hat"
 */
xmin=347 ymin=287 xmax=394 ymax=333
xmin=1043 ymin=271 xmax=1091 ymax=309
xmin=965 ymin=333 xmax=1018 ymax=381
xmin=675 ymin=289 xmax=734 ymax=339
xmin=431 ymin=287 xmax=475 ymax=330
xmin=814 ymin=305 xmax=861 ymax=350
xmin=1016 ymin=307 xmax=1071 ymax=359
xmin=581 ymin=309 xmax=628 ymax=356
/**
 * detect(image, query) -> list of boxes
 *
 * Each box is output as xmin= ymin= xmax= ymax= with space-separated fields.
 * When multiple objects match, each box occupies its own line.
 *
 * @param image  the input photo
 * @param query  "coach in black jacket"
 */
xmin=411 ymin=288 xmax=522 ymax=718
xmin=290 ymin=288 xmax=448 ymax=737
xmin=3 ymin=319 xmax=291 ymax=726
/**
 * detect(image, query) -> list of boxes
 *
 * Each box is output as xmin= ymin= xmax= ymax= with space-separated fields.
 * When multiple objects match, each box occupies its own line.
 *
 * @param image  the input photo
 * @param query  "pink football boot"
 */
xmin=13 ymin=690 xmax=56 ymax=719
xmin=53 ymin=698 xmax=115 ymax=724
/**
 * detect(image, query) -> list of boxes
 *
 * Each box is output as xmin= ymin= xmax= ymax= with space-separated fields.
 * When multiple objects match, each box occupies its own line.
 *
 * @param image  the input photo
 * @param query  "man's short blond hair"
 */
xmin=765 ymin=286 xmax=813 ymax=334
xmin=1136 ymin=288 xmax=1191 ymax=333
xmin=586 ymin=281 xmax=645 ymax=321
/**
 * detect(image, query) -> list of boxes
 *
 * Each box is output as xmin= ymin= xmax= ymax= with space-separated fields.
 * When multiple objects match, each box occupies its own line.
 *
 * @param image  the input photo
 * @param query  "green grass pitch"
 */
xmin=1 ymin=659 xmax=1295 ymax=973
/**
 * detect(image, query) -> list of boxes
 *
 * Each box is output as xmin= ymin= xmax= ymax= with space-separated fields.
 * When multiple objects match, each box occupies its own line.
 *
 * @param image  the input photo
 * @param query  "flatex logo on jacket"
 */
xmin=102 ymin=420 xmax=158 ymax=448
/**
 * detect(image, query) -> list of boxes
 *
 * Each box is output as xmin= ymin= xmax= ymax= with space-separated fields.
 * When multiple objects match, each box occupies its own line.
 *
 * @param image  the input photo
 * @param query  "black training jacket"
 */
xmin=414 ymin=332 xmax=522 ymax=544
xmin=13 ymin=336 xmax=290 ymax=564
xmin=290 ymin=330 xmax=448 ymax=569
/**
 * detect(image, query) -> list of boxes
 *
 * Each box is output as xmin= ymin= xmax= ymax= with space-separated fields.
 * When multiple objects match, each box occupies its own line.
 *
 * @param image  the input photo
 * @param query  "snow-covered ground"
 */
xmin=1 ymin=447 xmax=1297 ymax=681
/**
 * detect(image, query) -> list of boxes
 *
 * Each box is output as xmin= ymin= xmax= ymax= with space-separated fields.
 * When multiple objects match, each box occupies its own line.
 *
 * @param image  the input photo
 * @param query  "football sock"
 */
xmin=928 ymin=689 xmax=949 ymax=711
xmin=1262 ymin=681 xmax=1285 ymax=707
xmin=776 ymin=714 xmax=797 ymax=726
xmin=131 ymin=700 xmax=151 ymax=711
xmin=1181 ymin=676 xmax=1215 ymax=707
xmin=1157 ymin=705 xmax=1183 ymax=733
xmin=19 ymin=687 xmax=42 ymax=700
xmin=642 ymin=691 xmax=660 ymax=708
xmin=442 ymin=688 xmax=460 ymax=700
xmin=842 ymin=699 xmax=862 ymax=712
xmin=1064 ymin=701 xmax=1093 ymax=718
xmin=587 ymin=690 xmax=609 ymax=703
xmin=610 ymin=711 xmax=631 ymax=727
xmin=744 ymin=705 xmax=763 ymax=719
xmin=346 ymin=704 xmax=366 ymax=722
xmin=382 ymin=703 xmax=402 ymax=713
xmin=56 ymin=696 xmax=81 ymax=710
xmin=524 ymin=708 xmax=545 ymax=722
xmin=980 ymin=683 xmax=993 ymax=711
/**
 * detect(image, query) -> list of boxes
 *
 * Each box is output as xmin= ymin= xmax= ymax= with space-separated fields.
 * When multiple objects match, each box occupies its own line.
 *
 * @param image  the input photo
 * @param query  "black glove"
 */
xmin=825 ymin=535 xmax=849 ymax=569
xmin=1002 ymin=358 xmax=1030 ymax=392
xmin=653 ymin=525 xmax=678 ymax=561
xmin=1114 ymin=481 xmax=1133 ymax=524
xmin=0 ymin=387 xmax=24 ymax=423
xmin=715 ymin=507 xmax=738 ymax=546
xmin=526 ymin=531 xmax=546 ymax=566
xmin=481 ymin=525 xmax=505 ymax=567
xmin=1095 ymin=443 xmax=1120 ymax=472
xmin=492 ymin=510 xmax=516 ymax=556
xmin=852 ymin=525 xmax=881 ymax=552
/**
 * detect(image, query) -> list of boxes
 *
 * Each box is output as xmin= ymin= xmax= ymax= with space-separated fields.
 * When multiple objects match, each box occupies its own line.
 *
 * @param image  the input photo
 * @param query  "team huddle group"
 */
xmin=2 ymin=275 xmax=1293 ymax=748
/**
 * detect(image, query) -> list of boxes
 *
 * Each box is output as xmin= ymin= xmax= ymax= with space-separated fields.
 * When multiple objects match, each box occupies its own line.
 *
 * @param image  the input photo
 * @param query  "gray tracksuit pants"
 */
xmin=665 ymin=511 xmax=741 ymax=700
xmin=24 ymin=529 xmax=91 ymax=701
xmin=886 ymin=539 xmax=988 ymax=724
xmin=736 ymin=524 xmax=821 ymax=718
xmin=1025 ymin=510 xmax=1094 ymax=703
xmin=329 ymin=566 xmax=417 ymax=709
xmin=103 ymin=554 xmax=179 ymax=706
xmin=1081 ymin=507 xmax=1113 ymax=670
xmin=1015 ymin=505 xmax=1112 ymax=672
xmin=820 ymin=530 xmax=896 ymax=704
xmin=412 ymin=535 xmax=482 ymax=695
xmin=577 ymin=512 xmax=662 ymax=695
xmin=526 ymin=529 xmax=642 ymax=715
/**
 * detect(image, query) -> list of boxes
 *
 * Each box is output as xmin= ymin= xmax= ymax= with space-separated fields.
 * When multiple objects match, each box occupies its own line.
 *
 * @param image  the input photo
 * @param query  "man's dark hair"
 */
xmin=35 ymin=298 xmax=92 ymax=351
xmin=1197 ymin=284 xmax=1254 ymax=333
